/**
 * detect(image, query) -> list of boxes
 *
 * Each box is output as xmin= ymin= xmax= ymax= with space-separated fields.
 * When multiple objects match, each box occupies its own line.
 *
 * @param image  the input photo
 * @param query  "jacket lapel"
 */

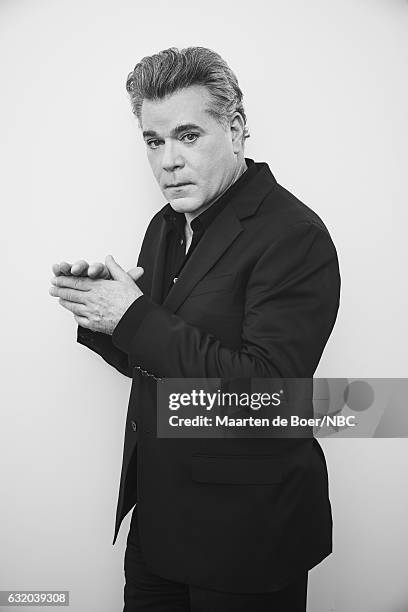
xmin=149 ymin=217 xmax=172 ymax=303
xmin=163 ymin=204 xmax=243 ymax=313
xmin=150 ymin=161 xmax=277 ymax=313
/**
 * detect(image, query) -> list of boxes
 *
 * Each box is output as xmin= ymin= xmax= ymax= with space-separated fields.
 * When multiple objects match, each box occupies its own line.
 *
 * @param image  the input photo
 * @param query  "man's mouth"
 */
xmin=165 ymin=183 xmax=191 ymax=188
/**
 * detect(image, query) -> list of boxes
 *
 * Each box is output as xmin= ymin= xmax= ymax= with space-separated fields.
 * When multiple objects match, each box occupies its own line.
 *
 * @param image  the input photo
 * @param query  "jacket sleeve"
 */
xmin=77 ymin=325 xmax=133 ymax=378
xmin=111 ymin=221 xmax=341 ymax=379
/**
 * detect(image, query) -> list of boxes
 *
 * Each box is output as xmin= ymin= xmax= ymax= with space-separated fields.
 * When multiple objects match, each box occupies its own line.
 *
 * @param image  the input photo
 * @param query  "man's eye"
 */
xmin=181 ymin=133 xmax=198 ymax=143
xmin=147 ymin=140 xmax=161 ymax=149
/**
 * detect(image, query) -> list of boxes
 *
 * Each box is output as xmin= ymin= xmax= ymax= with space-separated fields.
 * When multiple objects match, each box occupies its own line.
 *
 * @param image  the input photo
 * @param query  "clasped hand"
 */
xmin=49 ymin=255 xmax=144 ymax=335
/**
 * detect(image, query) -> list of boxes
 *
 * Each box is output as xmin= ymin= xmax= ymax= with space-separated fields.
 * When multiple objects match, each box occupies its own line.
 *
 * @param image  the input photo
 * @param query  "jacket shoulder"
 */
xmin=144 ymin=204 xmax=168 ymax=235
xmin=136 ymin=205 xmax=168 ymax=269
xmin=256 ymin=181 xmax=333 ymax=239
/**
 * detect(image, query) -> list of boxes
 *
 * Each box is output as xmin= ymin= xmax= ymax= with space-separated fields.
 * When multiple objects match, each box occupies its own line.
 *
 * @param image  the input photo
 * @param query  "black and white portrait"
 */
xmin=1 ymin=1 xmax=407 ymax=611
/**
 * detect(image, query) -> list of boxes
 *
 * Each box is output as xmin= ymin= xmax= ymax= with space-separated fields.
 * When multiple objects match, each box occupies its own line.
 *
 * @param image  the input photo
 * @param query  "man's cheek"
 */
xmin=148 ymin=157 xmax=160 ymax=181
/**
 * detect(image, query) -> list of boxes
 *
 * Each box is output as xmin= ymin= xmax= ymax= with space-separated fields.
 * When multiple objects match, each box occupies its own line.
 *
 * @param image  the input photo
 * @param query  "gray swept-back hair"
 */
xmin=126 ymin=46 xmax=250 ymax=146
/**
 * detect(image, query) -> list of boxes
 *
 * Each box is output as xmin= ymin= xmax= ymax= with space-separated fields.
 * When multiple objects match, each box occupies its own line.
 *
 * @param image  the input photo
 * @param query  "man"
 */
xmin=49 ymin=46 xmax=341 ymax=611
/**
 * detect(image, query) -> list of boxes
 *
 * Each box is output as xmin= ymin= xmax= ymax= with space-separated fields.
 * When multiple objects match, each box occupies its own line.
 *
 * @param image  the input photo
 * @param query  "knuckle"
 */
xmin=73 ymin=259 xmax=87 ymax=269
xmin=90 ymin=308 xmax=102 ymax=323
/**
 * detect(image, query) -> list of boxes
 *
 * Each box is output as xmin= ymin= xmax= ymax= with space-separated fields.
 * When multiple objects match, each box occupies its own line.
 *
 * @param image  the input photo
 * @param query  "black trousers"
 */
xmin=124 ymin=507 xmax=308 ymax=612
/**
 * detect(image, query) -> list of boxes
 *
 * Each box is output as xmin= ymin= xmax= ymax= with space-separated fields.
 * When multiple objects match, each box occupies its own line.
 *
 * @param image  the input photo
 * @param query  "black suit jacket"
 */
xmin=77 ymin=158 xmax=341 ymax=593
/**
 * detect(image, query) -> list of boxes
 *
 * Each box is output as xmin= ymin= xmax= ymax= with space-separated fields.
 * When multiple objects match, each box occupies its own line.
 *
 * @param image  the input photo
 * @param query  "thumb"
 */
xmin=127 ymin=266 xmax=145 ymax=283
xmin=105 ymin=254 xmax=129 ymax=282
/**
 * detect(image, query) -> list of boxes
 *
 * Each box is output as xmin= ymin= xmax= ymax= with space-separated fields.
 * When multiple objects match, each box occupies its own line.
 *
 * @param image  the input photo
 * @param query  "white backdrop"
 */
xmin=1 ymin=1 xmax=407 ymax=610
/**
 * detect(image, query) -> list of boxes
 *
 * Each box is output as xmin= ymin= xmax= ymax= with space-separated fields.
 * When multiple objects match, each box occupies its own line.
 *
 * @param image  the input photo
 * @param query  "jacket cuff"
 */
xmin=77 ymin=324 xmax=98 ymax=347
xmin=112 ymin=294 xmax=160 ymax=355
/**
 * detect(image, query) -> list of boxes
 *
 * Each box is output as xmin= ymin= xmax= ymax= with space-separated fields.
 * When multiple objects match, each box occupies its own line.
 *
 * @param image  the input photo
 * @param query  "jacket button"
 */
xmin=131 ymin=420 xmax=137 ymax=432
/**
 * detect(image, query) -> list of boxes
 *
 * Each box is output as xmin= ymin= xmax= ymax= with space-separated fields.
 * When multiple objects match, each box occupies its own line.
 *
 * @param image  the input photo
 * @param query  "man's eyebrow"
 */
xmin=142 ymin=123 xmax=204 ymax=139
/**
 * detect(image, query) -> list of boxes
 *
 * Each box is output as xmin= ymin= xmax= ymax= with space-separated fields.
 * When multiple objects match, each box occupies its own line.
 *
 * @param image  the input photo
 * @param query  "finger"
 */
xmin=59 ymin=261 xmax=73 ymax=276
xmin=71 ymin=260 xmax=89 ymax=276
xmin=58 ymin=298 xmax=88 ymax=315
xmin=74 ymin=314 xmax=91 ymax=328
xmin=52 ymin=263 xmax=62 ymax=276
xmin=127 ymin=266 xmax=144 ymax=282
xmin=88 ymin=262 xmax=111 ymax=279
xmin=52 ymin=261 xmax=72 ymax=276
xmin=105 ymin=254 xmax=128 ymax=282
xmin=49 ymin=286 xmax=88 ymax=303
xmin=51 ymin=275 xmax=92 ymax=290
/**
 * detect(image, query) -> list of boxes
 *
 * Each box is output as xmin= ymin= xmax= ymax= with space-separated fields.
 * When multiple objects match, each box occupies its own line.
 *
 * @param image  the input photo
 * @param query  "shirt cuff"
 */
xmin=112 ymin=294 xmax=160 ymax=355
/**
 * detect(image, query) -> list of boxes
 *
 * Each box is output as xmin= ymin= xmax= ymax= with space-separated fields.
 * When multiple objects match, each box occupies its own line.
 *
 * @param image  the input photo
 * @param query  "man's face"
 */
xmin=141 ymin=85 xmax=238 ymax=216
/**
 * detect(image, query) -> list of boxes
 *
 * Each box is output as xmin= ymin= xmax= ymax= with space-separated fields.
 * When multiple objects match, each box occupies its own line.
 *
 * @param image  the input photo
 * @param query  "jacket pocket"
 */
xmin=191 ymin=454 xmax=284 ymax=485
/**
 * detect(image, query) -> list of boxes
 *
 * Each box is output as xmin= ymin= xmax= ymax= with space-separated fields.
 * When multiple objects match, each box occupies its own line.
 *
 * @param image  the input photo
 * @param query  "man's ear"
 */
xmin=230 ymin=112 xmax=246 ymax=153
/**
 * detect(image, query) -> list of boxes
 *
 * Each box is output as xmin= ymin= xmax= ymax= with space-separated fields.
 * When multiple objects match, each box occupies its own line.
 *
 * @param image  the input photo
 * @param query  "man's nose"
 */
xmin=161 ymin=141 xmax=184 ymax=172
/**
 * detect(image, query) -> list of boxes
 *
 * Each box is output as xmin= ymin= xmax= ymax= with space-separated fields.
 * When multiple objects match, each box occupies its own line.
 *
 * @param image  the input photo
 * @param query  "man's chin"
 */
xmin=168 ymin=197 xmax=203 ymax=214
